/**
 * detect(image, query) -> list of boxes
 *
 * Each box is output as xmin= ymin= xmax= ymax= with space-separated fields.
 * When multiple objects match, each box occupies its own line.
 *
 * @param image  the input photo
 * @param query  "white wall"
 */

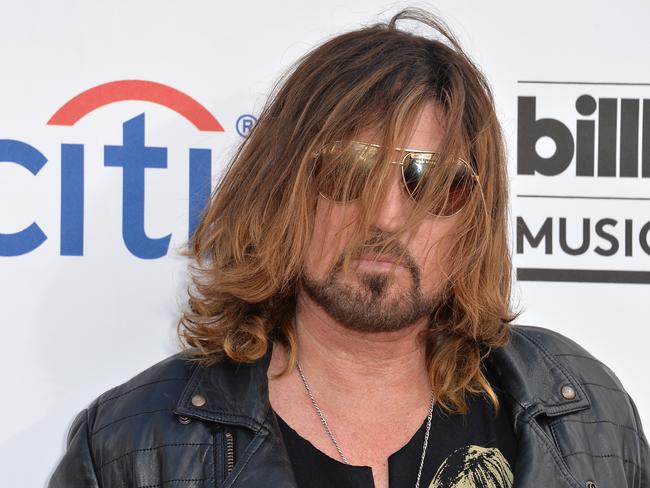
xmin=0 ymin=1 xmax=648 ymax=486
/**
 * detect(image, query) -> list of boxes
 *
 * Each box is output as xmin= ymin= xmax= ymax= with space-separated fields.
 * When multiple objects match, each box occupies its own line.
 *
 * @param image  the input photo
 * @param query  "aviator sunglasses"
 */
xmin=313 ymin=140 xmax=478 ymax=217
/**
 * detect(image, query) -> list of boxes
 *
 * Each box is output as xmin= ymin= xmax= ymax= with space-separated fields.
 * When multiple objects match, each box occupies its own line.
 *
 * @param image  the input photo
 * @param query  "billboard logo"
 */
xmin=518 ymin=95 xmax=650 ymax=177
xmin=515 ymin=81 xmax=650 ymax=284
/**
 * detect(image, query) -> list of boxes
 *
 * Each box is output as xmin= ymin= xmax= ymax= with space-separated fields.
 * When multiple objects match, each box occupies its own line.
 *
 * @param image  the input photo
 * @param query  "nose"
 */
xmin=369 ymin=167 xmax=411 ymax=233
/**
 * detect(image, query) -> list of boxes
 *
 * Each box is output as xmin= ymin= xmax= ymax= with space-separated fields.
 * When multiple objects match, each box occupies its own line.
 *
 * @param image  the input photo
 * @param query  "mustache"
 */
xmin=357 ymin=233 xmax=408 ymax=258
xmin=345 ymin=231 xmax=418 ymax=271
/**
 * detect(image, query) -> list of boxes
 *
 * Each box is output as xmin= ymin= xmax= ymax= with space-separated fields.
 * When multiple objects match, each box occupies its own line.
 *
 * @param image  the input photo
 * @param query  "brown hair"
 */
xmin=177 ymin=7 xmax=518 ymax=415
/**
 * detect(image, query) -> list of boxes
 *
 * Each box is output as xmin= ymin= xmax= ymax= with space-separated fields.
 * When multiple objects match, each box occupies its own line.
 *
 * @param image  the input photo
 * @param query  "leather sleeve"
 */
xmin=48 ymin=409 xmax=101 ymax=488
xmin=630 ymin=396 xmax=650 ymax=488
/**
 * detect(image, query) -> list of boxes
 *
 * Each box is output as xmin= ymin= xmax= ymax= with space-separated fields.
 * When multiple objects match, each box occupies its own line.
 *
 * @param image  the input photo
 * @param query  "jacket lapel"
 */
xmin=174 ymin=343 xmax=299 ymax=487
xmin=487 ymin=326 xmax=592 ymax=488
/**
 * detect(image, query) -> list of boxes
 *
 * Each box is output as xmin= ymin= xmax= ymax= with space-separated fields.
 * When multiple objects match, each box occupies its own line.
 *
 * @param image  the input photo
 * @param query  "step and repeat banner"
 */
xmin=1 ymin=1 xmax=648 ymax=486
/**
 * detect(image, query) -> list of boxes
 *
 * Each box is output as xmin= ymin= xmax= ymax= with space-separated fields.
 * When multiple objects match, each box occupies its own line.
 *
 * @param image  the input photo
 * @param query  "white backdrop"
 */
xmin=1 ymin=1 xmax=648 ymax=486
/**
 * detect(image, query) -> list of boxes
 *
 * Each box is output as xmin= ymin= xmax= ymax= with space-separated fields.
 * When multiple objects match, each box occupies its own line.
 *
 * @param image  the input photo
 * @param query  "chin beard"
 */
xmin=299 ymin=257 xmax=440 ymax=334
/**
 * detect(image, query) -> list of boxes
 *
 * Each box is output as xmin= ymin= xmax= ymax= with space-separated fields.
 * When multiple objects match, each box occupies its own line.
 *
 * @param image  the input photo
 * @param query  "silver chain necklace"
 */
xmin=296 ymin=361 xmax=435 ymax=488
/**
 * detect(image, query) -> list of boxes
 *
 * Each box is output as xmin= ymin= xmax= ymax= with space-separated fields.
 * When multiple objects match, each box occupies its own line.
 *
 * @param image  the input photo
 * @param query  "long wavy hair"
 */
xmin=177 ymin=7 xmax=518 ymax=415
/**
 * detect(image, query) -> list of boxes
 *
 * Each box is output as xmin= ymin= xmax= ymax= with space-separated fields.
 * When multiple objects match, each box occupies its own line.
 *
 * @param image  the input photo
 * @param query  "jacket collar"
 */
xmin=486 ymin=326 xmax=591 ymax=417
xmin=174 ymin=325 xmax=591 ymax=429
xmin=174 ymin=344 xmax=274 ymax=430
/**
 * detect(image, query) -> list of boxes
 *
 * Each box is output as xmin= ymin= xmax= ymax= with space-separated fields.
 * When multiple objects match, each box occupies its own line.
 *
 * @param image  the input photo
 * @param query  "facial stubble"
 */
xmin=300 ymin=254 xmax=440 ymax=333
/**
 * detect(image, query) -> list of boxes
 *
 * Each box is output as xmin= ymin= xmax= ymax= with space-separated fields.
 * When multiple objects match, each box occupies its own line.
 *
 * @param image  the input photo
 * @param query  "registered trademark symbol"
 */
xmin=236 ymin=114 xmax=256 ymax=137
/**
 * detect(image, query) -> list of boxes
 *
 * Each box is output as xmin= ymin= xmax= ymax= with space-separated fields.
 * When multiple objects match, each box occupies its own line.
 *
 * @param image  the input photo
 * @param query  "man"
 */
xmin=49 ymin=7 xmax=648 ymax=488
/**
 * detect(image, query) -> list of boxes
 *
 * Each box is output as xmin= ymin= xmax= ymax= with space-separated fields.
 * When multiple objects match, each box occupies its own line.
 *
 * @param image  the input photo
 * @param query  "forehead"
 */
xmin=355 ymin=101 xmax=445 ymax=152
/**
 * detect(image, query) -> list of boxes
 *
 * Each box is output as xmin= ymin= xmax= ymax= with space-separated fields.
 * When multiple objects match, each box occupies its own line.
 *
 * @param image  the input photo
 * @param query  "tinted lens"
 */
xmin=403 ymin=154 xmax=475 ymax=216
xmin=317 ymin=142 xmax=376 ymax=201
xmin=402 ymin=153 xmax=432 ymax=197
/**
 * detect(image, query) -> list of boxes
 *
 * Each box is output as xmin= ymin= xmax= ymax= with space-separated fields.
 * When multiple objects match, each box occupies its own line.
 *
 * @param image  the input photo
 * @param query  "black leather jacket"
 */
xmin=49 ymin=325 xmax=649 ymax=487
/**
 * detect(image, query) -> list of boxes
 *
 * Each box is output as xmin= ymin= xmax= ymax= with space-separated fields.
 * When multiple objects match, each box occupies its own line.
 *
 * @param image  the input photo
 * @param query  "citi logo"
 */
xmin=0 ymin=80 xmax=227 ymax=259
xmin=518 ymin=94 xmax=650 ymax=177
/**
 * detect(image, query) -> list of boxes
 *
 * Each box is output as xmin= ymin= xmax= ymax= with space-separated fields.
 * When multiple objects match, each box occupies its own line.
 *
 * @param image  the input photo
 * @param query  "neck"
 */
xmin=284 ymin=290 xmax=432 ymax=414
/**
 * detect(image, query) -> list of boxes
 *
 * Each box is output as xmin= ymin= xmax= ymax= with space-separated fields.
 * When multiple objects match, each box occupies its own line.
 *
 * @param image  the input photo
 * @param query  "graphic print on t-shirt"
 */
xmin=428 ymin=445 xmax=513 ymax=488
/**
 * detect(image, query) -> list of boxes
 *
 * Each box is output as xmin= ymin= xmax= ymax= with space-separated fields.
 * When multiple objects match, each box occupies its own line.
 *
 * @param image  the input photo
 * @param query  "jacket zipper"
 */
xmin=224 ymin=429 xmax=235 ymax=476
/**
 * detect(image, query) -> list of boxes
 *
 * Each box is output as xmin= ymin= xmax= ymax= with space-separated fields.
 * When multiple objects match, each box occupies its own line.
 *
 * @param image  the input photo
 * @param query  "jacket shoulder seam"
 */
xmin=90 ymin=377 xmax=189 ymax=409
xmin=92 ymin=408 xmax=175 ymax=437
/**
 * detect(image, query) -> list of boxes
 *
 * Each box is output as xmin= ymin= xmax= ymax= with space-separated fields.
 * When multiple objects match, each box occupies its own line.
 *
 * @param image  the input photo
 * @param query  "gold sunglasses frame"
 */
xmin=313 ymin=140 xmax=478 ymax=217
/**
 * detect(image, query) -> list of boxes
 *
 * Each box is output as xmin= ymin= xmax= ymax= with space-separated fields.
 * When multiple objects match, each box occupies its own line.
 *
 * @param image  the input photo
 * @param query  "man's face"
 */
xmin=299 ymin=101 xmax=458 ymax=333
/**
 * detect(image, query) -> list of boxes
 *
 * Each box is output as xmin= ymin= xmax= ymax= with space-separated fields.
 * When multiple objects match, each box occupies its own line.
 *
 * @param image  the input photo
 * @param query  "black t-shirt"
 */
xmin=273 ymin=388 xmax=517 ymax=488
